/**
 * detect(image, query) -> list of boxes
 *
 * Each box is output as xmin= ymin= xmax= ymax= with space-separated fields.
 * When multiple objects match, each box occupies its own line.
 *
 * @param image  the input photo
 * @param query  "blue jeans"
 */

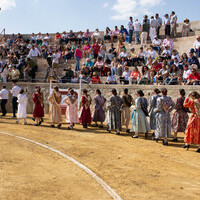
xmin=163 ymin=77 xmax=177 ymax=85
xmin=111 ymin=67 xmax=117 ymax=75
xmin=75 ymin=56 xmax=80 ymax=71
xmin=82 ymin=37 xmax=91 ymax=44
xmin=134 ymin=31 xmax=140 ymax=44
xmin=129 ymin=30 xmax=133 ymax=44
xmin=153 ymin=46 xmax=161 ymax=55
xmin=190 ymin=48 xmax=200 ymax=57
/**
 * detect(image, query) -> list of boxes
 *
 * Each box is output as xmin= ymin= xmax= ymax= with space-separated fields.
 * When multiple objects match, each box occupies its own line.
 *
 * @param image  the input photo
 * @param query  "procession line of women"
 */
xmin=14 ymin=86 xmax=200 ymax=153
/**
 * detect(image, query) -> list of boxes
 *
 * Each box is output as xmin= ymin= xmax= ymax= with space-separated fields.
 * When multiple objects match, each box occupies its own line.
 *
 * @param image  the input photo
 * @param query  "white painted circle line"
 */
xmin=0 ymin=131 xmax=122 ymax=200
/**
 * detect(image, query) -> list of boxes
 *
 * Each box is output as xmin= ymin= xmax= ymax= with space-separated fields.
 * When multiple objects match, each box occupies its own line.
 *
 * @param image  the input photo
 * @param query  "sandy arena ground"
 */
xmin=0 ymin=114 xmax=200 ymax=200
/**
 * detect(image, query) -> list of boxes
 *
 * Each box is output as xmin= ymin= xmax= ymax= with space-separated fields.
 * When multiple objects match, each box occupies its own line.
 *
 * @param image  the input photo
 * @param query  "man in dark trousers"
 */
xmin=0 ymin=85 xmax=9 ymax=116
xmin=10 ymin=81 xmax=21 ymax=118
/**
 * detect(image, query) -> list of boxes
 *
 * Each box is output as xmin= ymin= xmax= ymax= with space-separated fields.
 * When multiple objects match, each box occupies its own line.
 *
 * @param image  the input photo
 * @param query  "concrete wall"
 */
xmin=1 ymin=83 xmax=199 ymax=114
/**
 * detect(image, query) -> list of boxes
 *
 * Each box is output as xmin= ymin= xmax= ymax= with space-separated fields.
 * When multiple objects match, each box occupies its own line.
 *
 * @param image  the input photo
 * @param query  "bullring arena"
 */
xmin=1 ymin=21 xmax=200 ymax=200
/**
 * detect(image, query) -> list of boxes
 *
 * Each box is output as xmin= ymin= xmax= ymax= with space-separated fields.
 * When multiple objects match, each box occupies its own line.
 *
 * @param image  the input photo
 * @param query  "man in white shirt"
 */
xmin=119 ymin=48 xmax=128 ymax=59
xmin=149 ymin=16 xmax=157 ymax=43
xmin=92 ymin=29 xmax=101 ymax=42
xmin=191 ymin=35 xmax=200 ymax=57
xmin=0 ymin=85 xmax=9 ymax=116
xmin=128 ymin=16 xmax=134 ymax=45
xmin=178 ymin=65 xmax=191 ymax=84
xmin=106 ymin=72 xmax=117 ymax=84
xmin=52 ymin=49 xmax=60 ymax=75
xmin=133 ymin=19 xmax=141 ymax=45
xmin=28 ymin=45 xmax=41 ymax=61
xmin=11 ymin=82 xmax=21 ymax=118
xmin=170 ymin=11 xmax=178 ymax=38
xmin=152 ymin=36 xmax=162 ymax=54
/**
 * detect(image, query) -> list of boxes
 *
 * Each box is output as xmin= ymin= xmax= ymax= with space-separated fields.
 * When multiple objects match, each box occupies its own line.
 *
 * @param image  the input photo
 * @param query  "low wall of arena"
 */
xmin=0 ymin=83 xmax=199 ymax=114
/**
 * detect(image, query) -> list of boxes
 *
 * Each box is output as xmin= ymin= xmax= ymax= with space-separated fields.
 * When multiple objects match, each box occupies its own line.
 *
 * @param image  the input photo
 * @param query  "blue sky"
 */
xmin=0 ymin=0 xmax=199 ymax=34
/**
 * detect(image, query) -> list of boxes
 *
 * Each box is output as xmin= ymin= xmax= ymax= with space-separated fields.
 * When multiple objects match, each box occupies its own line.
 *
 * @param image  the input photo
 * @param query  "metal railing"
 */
xmin=0 ymin=28 xmax=5 ymax=40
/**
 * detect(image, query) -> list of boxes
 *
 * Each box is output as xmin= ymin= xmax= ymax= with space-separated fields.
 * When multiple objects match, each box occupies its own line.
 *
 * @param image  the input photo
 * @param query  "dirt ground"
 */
xmin=0 ymin=114 xmax=200 ymax=200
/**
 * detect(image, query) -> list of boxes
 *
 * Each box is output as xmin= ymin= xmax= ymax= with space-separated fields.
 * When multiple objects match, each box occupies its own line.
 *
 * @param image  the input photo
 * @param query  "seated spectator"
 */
xmin=82 ymin=29 xmax=91 ymax=44
xmin=186 ymin=66 xmax=200 ymax=85
xmin=92 ymin=41 xmax=100 ymax=59
xmin=162 ymin=35 xmax=174 ymax=50
xmin=119 ymin=25 xmax=128 ymax=41
xmin=117 ymin=39 xmax=125 ymax=55
xmin=102 ymin=60 xmax=111 ymax=76
xmin=147 ymin=45 xmax=157 ymax=59
xmin=98 ymin=41 xmax=107 ymax=59
xmin=43 ymin=33 xmax=51 ymax=42
xmin=77 ymin=31 xmax=83 ymax=44
xmin=187 ymin=51 xmax=200 ymax=69
xmin=138 ymin=66 xmax=151 ymax=84
xmin=60 ymin=66 xmax=74 ymax=83
xmin=137 ymin=47 xmax=146 ymax=65
xmin=155 ymin=63 xmax=169 ymax=85
xmin=36 ymin=32 xmax=43 ymax=45
xmin=111 ymin=26 xmax=120 ymax=42
xmin=105 ymin=43 xmax=117 ymax=61
xmin=191 ymin=35 xmax=200 ymax=57
xmin=163 ymin=64 xmax=179 ymax=85
xmin=83 ymin=42 xmax=91 ymax=58
xmin=120 ymin=66 xmax=130 ymax=84
xmin=94 ymin=57 xmax=104 ymax=76
xmin=104 ymin=27 xmax=111 ymax=42
xmin=92 ymin=29 xmax=101 ymax=42
xmin=179 ymin=53 xmax=188 ymax=66
xmin=90 ymin=72 xmax=102 ymax=84
xmin=129 ymin=66 xmax=141 ymax=84
xmin=1 ymin=64 xmax=9 ymax=83
xmin=119 ymin=47 xmax=128 ymax=59
xmin=60 ymin=31 xmax=69 ymax=44
xmin=30 ymin=33 xmax=36 ymax=43
xmin=152 ymin=35 xmax=162 ymax=55
xmin=105 ymin=72 xmax=117 ymax=84
xmin=128 ymin=48 xmax=137 ymax=66
xmin=10 ymin=65 xmax=20 ymax=82
xmin=161 ymin=45 xmax=172 ymax=59
xmin=85 ymin=58 xmax=94 ymax=68
xmin=68 ymin=30 xmax=76 ymax=42
xmin=111 ymin=57 xmax=119 ymax=75
xmin=71 ymin=72 xmax=79 ymax=83
xmin=151 ymin=59 xmax=162 ymax=78
xmin=182 ymin=19 xmax=190 ymax=37
xmin=178 ymin=64 xmax=191 ymax=85
xmin=118 ymin=57 xmax=127 ymax=76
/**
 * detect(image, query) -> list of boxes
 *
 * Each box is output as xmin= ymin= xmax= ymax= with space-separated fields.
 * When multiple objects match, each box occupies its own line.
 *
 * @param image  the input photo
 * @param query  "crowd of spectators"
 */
xmin=0 ymin=11 xmax=199 ymax=85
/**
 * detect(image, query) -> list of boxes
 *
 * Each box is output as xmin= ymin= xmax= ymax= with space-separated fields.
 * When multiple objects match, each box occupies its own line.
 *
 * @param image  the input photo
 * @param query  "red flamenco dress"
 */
xmin=184 ymin=97 xmax=200 ymax=144
xmin=79 ymin=94 xmax=92 ymax=126
xmin=33 ymin=92 xmax=44 ymax=118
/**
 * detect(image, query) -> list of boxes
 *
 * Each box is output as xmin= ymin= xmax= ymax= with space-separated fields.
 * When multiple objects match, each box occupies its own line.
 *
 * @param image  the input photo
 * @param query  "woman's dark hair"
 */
xmin=112 ymin=89 xmax=117 ymax=96
xmin=179 ymin=89 xmax=186 ymax=96
xmin=170 ymin=64 xmax=178 ymax=73
xmin=83 ymin=89 xmax=88 ymax=94
xmin=190 ymin=91 xmax=200 ymax=99
xmin=142 ymin=65 xmax=149 ymax=75
xmin=124 ymin=88 xmax=128 ymax=95
xmin=161 ymin=88 xmax=168 ymax=96
xmin=54 ymin=86 xmax=59 ymax=92
xmin=96 ymin=89 xmax=101 ymax=95
xmin=70 ymin=89 xmax=74 ymax=95
xmin=137 ymin=90 xmax=144 ymax=97
xmin=20 ymin=89 xmax=24 ymax=94
xmin=154 ymin=88 xmax=160 ymax=94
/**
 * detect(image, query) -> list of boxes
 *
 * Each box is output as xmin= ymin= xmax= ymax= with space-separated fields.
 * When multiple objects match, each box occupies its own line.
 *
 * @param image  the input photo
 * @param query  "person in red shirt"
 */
xmin=90 ymin=72 xmax=102 ymax=84
xmin=186 ymin=68 xmax=200 ymax=85
xmin=92 ymin=41 xmax=100 ymax=60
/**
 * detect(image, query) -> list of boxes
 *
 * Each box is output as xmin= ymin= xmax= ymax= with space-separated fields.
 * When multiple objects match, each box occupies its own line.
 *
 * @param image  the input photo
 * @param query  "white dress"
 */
xmin=17 ymin=94 xmax=27 ymax=118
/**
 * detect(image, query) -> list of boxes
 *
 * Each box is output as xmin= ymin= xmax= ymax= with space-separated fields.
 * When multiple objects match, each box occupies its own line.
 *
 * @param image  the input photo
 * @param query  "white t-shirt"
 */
xmin=52 ymin=53 xmax=60 ymax=64
xmin=148 ymin=50 xmax=156 ymax=59
xmin=119 ymin=51 xmax=128 ymax=58
xmin=194 ymin=40 xmax=200 ymax=49
xmin=133 ymin=21 xmax=141 ymax=32
xmin=122 ymin=71 xmax=130 ymax=80
xmin=11 ymin=86 xmax=21 ymax=97
xmin=0 ymin=89 xmax=9 ymax=99
xmin=107 ymin=75 xmax=116 ymax=82
xmin=152 ymin=39 xmax=162 ymax=46
xmin=183 ymin=69 xmax=191 ymax=79
xmin=171 ymin=54 xmax=180 ymax=62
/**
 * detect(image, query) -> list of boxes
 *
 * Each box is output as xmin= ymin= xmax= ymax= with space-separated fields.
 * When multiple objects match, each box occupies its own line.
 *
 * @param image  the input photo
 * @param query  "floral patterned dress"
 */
xmin=184 ymin=98 xmax=200 ymax=144
xmin=171 ymin=96 xmax=189 ymax=133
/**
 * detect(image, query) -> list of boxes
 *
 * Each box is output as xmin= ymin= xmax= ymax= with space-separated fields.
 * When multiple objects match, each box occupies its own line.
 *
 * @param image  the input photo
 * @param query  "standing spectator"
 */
xmin=121 ymin=88 xmax=133 ymax=133
xmin=170 ymin=11 xmax=178 ymax=38
xmin=164 ymin=14 xmax=170 ymax=37
xmin=1 ymin=64 xmax=9 ymax=83
xmin=133 ymin=19 xmax=141 ymax=45
xmin=155 ymin=13 xmax=162 ymax=38
xmin=128 ymin=16 xmax=134 ymax=45
xmin=131 ymin=90 xmax=150 ymax=139
xmin=149 ymin=16 xmax=157 ymax=43
xmin=183 ymin=92 xmax=200 ymax=152
xmin=191 ymin=35 xmax=200 ymax=57
xmin=82 ymin=29 xmax=91 ymax=44
xmin=52 ymin=49 xmax=60 ymax=75
xmin=11 ymin=82 xmax=21 ymax=118
xmin=171 ymin=89 xmax=189 ymax=142
xmin=107 ymin=89 xmax=123 ymax=135
xmin=25 ymin=57 xmax=38 ymax=82
xmin=182 ymin=19 xmax=190 ymax=37
xmin=48 ymin=86 xmax=62 ymax=129
xmin=140 ymin=19 xmax=150 ymax=47
xmin=28 ymin=45 xmax=41 ymax=61
xmin=154 ymin=88 xmax=175 ymax=145
xmin=74 ymin=45 xmax=82 ymax=71
xmin=0 ymin=85 xmax=9 ymax=116
xmin=16 ymin=89 xmax=27 ymax=125
xmin=92 ymin=89 xmax=106 ymax=128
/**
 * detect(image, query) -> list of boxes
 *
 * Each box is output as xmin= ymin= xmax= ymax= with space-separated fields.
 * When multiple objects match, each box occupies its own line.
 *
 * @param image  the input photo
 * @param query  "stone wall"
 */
xmin=1 ymin=83 xmax=199 ymax=114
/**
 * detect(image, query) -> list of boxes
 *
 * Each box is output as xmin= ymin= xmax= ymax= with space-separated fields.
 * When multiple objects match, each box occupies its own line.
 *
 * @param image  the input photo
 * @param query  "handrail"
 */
xmin=0 ymin=28 xmax=5 ymax=40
